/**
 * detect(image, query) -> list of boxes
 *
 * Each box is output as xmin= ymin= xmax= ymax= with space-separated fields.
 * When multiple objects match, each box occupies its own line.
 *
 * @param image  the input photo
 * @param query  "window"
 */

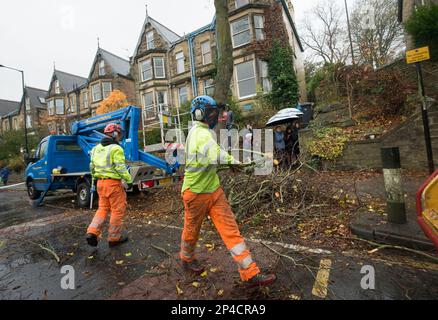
xmin=259 ymin=60 xmax=271 ymax=93
xmin=55 ymin=80 xmax=61 ymax=94
xmin=48 ymin=100 xmax=55 ymax=116
xmin=38 ymin=97 xmax=46 ymax=104
xmin=99 ymin=60 xmax=105 ymax=76
xmin=83 ymin=91 xmax=89 ymax=109
xmin=69 ymin=94 xmax=77 ymax=113
xmin=235 ymin=0 xmax=249 ymax=9
xmin=143 ymin=92 xmax=156 ymax=120
xmin=13 ymin=118 xmax=18 ymax=130
xmin=236 ymin=60 xmax=256 ymax=98
xmin=231 ymin=16 xmax=251 ymax=48
xmin=153 ymin=57 xmax=165 ymax=78
xmin=55 ymin=99 xmax=65 ymax=115
xmin=146 ymin=31 xmax=155 ymax=50
xmin=56 ymin=141 xmax=82 ymax=152
xmin=204 ymin=79 xmax=215 ymax=96
xmin=176 ymin=52 xmax=185 ymax=74
xmin=26 ymin=115 xmax=32 ymax=128
xmin=37 ymin=140 xmax=49 ymax=160
xmin=25 ymin=97 xmax=30 ymax=111
xmin=201 ymin=41 xmax=212 ymax=65
xmin=254 ymin=15 xmax=265 ymax=41
xmin=102 ymin=82 xmax=112 ymax=99
xmin=141 ymin=59 xmax=153 ymax=81
xmin=92 ymin=83 xmax=102 ymax=102
xmin=178 ymin=87 xmax=188 ymax=104
xmin=156 ymin=91 xmax=168 ymax=105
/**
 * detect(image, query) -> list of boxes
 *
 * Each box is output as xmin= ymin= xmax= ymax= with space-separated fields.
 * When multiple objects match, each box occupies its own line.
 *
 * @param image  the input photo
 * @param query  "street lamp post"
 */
xmin=0 ymin=64 xmax=29 ymax=156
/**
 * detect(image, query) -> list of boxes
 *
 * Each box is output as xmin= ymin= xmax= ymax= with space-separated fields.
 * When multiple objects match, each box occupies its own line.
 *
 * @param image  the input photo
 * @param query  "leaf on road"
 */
xmin=125 ymin=252 xmax=132 ymax=257
xmin=200 ymin=271 xmax=208 ymax=278
xmin=289 ymin=294 xmax=301 ymax=300
xmin=88 ymin=255 xmax=94 ymax=260
xmin=217 ymin=289 xmax=224 ymax=296
xmin=116 ymin=260 xmax=124 ymax=265
xmin=176 ymin=283 xmax=184 ymax=295
xmin=192 ymin=281 xmax=200 ymax=288
xmin=210 ymin=267 xmax=219 ymax=273
xmin=67 ymin=252 xmax=75 ymax=256
xmin=205 ymin=244 xmax=215 ymax=251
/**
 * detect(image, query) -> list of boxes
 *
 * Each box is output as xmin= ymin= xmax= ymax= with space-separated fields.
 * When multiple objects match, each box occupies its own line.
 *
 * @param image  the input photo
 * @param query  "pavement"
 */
xmin=349 ymin=172 xmax=436 ymax=250
xmin=0 ymin=185 xmax=437 ymax=300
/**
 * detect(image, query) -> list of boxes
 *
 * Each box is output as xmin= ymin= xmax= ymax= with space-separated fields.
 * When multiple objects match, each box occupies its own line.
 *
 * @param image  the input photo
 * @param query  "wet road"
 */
xmin=0 ymin=188 xmax=437 ymax=300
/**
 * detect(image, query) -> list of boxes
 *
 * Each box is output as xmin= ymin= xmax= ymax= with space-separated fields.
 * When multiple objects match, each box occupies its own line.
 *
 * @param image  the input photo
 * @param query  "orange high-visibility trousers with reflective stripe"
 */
xmin=87 ymin=179 xmax=127 ymax=242
xmin=180 ymin=187 xmax=260 ymax=281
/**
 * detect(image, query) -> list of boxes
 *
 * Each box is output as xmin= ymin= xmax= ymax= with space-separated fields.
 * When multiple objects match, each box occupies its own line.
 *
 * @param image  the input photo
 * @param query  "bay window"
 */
xmin=236 ymin=60 xmax=256 ymax=98
xmin=55 ymin=99 xmax=65 ymax=115
xmin=141 ymin=59 xmax=153 ymax=81
xmin=143 ymin=92 xmax=156 ymax=120
xmin=92 ymin=83 xmax=102 ymax=102
xmin=102 ymin=82 xmax=112 ymax=99
xmin=259 ymin=60 xmax=271 ymax=93
xmin=153 ymin=57 xmax=165 ymax=78
xmin=231 ymin=16 xmax=251 ymax=48
xmin=254 ymin=15 xmax=265 ymax=41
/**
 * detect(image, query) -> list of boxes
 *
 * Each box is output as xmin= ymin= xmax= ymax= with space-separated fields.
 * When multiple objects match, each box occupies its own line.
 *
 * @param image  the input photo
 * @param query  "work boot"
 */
xmin=86 ymin=233 xmax=98 ymax=247
xmin=108 ymin=236 xmax=129 ymax=248
xmin=183 ymin=260 xmax=205 ymax=275
xmin=245 ymin=272 xmax=277 ymax=288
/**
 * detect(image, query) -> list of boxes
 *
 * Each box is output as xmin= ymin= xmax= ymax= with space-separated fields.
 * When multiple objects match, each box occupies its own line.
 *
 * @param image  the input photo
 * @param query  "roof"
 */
xmin=0 ymin=99 xmax=20 ymax=118
xmin=25 ymin=86 xmax=48 ymax=109
xmin=89 ymin=48 xmax=131 ymax=78
xmin=134 ymin=15 xmax=181 ymax=57
xmin=53 ymin=69 xmax=87 ymax=93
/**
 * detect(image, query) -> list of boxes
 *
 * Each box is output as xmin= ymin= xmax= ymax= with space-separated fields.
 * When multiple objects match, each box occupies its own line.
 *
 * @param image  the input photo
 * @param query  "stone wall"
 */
xmin=300 ymin=104 xmax=438 ymax=170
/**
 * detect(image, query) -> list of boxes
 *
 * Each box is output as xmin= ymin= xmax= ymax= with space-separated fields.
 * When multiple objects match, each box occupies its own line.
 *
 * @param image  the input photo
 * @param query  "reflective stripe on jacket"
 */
xmin=90 ymin=143 xmax=133 ymax=183
xmin=181 ymin=121 xmax=235 ymax=194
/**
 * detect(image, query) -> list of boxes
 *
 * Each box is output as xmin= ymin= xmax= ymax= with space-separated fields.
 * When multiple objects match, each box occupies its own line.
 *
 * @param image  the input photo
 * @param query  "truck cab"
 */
xmin=25 ymin=135 xmax=90 ymax=203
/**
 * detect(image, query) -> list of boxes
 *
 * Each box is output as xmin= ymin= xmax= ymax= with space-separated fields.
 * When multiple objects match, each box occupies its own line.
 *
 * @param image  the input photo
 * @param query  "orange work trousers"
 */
xmin=87 ymin=179 xmax=126 ymax=242
xmin=180 ymin=187 xmax=260 ymax=281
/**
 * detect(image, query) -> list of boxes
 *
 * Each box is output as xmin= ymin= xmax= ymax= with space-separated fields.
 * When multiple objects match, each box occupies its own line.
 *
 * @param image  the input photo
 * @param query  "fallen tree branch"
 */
xmin=151 ymin=244 xmax=173 ymax=258
xmin=347 ymin=237 xmax=438 ymax=263
xmin=28 ymin=240 xmax=60 ymax=263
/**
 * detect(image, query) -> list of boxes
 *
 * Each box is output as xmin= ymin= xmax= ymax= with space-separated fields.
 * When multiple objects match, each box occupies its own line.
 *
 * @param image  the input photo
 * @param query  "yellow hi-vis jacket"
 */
xmin=90 ymin=142 xmax=133 ymax=183
xmin=181 ymin=121 xmax=236 ymax=194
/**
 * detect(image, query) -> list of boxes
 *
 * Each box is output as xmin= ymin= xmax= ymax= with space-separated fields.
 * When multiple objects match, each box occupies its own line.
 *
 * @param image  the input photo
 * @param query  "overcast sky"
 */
xmin=0 ymin=0 xmax=344 ymax=102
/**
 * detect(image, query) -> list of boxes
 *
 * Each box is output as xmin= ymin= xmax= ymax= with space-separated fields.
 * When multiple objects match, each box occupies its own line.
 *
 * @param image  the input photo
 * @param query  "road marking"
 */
xmin=0 ymin=182 xmax=25 ymax=190
xmin=312 ymin=259 xmax=332 ymax=299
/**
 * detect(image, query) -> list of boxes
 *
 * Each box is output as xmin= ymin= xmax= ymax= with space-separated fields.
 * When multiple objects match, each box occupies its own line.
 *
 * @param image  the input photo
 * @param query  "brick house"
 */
xmin=131 ymin=0 xmax=306 ymax=124
xmin=46 ymin=69 xmax=87 ymax=134
xmin=87 ymin=47 xmax=136 ymax=115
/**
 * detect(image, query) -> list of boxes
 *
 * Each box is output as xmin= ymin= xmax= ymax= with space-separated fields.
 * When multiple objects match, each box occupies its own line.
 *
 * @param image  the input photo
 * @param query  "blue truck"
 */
xmin=25 ymin=106 xmax=181 ymax=207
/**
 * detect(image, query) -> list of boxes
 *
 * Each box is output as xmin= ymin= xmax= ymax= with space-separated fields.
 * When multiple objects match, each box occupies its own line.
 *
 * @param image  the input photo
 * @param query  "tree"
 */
xmin=351 ymin=0 xmax=404 ymax=68
xmin=301 ymin=0 xmax=350 ymax=65
xmin=96 ymin=90 xmax=129 ymax=115
xmin=267 ymin=41 xmax=299 ymax=110
xmin=405 ymin=4 xmax=438 ymax=61
xmin=213 ymin=0 xmax=234 ymax=107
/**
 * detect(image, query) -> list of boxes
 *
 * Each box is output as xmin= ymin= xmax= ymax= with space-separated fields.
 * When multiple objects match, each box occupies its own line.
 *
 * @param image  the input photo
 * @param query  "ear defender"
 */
xmin=194 ymin=108 xmax=204 ymax=121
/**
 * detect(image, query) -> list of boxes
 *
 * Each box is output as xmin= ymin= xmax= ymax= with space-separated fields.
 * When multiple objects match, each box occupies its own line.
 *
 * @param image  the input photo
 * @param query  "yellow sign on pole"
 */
xmin=406 ymin=46 xmax=430 ymax=64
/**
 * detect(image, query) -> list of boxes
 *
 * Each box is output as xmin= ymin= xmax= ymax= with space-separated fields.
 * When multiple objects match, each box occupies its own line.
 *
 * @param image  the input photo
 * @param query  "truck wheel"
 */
xmin=76 ymin=182 xmax=91 ymax=208
xmin=27 ymin=180 xmax=41 ymax=200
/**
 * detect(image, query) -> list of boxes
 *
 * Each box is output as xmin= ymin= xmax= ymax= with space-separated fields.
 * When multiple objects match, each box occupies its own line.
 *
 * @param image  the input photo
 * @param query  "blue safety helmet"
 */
xmin=190 ymin=96 xmax=220 ymax=129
